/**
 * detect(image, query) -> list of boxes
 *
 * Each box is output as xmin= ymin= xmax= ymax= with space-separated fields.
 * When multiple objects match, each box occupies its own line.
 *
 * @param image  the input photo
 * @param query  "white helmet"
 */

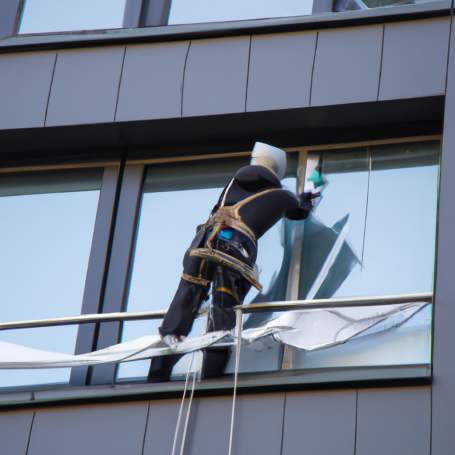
xmin=251 ymin=142 xmax=286 ymax=180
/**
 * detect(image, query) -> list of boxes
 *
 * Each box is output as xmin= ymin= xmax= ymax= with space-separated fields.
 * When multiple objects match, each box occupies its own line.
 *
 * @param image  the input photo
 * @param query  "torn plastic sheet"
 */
xmin=258 ymin=302 xmax=429 ymax=351
xmin=0 ymin=327 xmax=290 ymax=369
xmin=0 ymin=303 xmax=428 ymax=369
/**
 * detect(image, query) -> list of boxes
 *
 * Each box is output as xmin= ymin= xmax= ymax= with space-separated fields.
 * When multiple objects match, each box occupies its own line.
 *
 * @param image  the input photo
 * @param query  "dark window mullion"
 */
xmin=70 ymin=165 xmax=121 ymax=387
xmin=90 ymin=164 xmax=145 ymax=385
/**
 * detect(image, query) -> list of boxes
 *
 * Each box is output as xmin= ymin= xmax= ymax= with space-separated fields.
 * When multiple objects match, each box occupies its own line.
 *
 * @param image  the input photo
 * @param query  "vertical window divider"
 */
xmin=90 ymin=164 xmax=146 ymax=386
xmin=70 ymin=163 xmax=122 ymax=387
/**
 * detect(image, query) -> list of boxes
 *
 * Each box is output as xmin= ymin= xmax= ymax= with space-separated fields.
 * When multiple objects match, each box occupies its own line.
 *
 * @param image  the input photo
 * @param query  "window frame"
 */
xmin=0 ymin=159 xmax=121 ymax=393
xmin=0 ymin=134 xmax=439 ymax=403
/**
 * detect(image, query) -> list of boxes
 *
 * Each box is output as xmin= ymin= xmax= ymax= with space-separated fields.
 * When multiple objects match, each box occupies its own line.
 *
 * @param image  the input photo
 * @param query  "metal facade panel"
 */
xmin=27 ymin=403 xmax=149 ymax=455
xmin=311 ymin=25 xmax=383 ymax=106
xmin=116 ymin=41 xmax=189 ymax=122
xmin=45 ymin=47 xmax=125 ymax=127
xmin=379 ymin=18 xmax=450 ymax=100
xmin=0 ymin=410 xmax=34 ymax=455
xmin=143 ymin=399 xmax=181 ymax=455
xmin=246 ymin=32 xmax=316 ymax=112
xmin=432 ymin=15 xmax=455 ymax=455
xmin=232 ymin=394 xmax=285 ymax=455
xmin=183 ymin=396 xmax=232 ymax=455
xmin=182 ymin=37 xmax=250 ymax=117
xmin=356 ymin=388 xmax=431 ymax=455
xmin=0 ymin=51 xmax=56 ymax=130
xmin=282 ymin=391 xmax=356 ymax=455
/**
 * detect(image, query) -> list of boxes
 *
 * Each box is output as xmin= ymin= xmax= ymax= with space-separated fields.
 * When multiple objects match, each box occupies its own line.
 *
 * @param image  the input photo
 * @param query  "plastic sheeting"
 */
xmin=0 ymin=302 xmax=428 ymax=369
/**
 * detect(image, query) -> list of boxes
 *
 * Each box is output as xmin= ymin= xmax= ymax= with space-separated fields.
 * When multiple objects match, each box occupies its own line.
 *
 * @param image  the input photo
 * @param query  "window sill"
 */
xmin=0 ymin=1 xmax=450 ymax=54
xmin=0 ymin=364 xmax=430 ymax=408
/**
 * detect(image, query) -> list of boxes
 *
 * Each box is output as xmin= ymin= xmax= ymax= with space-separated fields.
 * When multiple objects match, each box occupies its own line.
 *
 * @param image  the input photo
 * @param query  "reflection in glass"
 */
xmin=19 ymin=0 xmax=126 ymax=35
xmin=168 ymin=0 xmax=314 ymax=25
xmin=0 ymin=168 xmax=102 ymax=387
xmin=294 ymin=141 xmax=439 ymax=300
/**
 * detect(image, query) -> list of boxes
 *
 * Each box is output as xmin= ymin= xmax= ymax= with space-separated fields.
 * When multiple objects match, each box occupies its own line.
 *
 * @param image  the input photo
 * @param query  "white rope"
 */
xmin=228 ymin=309 xmax=243 ymax=455
xmin=171 ymin=352 xmax=195 ymax=455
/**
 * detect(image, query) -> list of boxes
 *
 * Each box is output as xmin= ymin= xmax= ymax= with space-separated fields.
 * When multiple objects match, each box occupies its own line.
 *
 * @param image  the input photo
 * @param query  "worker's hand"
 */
xmin=299 ymin=191 xmax=319 ymax=212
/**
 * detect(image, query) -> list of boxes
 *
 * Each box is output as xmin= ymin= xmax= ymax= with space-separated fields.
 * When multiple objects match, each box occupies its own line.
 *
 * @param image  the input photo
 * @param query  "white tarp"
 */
xmin=0 ymin=303 xmax=428 ymax=369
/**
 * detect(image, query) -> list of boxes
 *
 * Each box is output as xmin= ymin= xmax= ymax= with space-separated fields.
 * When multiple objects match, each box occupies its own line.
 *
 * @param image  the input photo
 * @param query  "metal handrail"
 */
xmin=0 ymin=292 xmax=433 ymax=331
xmin=233 ymin=292 xmax=433 ymax=313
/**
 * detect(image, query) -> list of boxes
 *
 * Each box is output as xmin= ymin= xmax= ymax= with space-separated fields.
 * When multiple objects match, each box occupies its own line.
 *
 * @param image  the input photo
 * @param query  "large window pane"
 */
xmin=117 ymin=142 xmax=438 ymax=383
xmin=19 ymin=0 xmax=126 ymax=35
xmin=117 ymin=157 xmax=298 ymax=381
xmin=300 ymin=141 xmax=439 ymax=299
xmin=0 ymin=168 xmax=102 ymax=388
xmin=168 ymin=0 xmax=314 ymax=25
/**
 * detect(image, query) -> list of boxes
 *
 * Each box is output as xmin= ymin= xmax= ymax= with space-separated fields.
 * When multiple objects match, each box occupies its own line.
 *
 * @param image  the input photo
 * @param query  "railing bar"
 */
xmin=0 ymin=310 xmax=168 ymax=331
xmin=233 ymin=292 xmax=433 ymax=313
xmin=0 ymin=293 xmax=433 ymax=331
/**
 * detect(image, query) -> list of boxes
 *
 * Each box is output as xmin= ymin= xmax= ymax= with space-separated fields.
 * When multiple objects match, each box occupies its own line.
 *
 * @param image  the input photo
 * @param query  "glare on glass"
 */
xmin=19 ymin=0 xmax=126 ymax=35
xmin=168 ymin=0 xmax=314 ymax=25
xmin=0 ymin=169 xmax=102 ymax=387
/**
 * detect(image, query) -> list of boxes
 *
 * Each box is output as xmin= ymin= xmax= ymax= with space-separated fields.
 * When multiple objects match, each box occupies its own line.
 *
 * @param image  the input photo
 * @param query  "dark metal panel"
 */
xmin=182 ymin=37 xmax=250 ymax=117
xmin=356 ymin=388 xmax=431 ymax=455
xmin=45 ymin=47 xmax=125 ymax=127
xmin=311 ymin=25 xmax=383 ymax=106
xmin=232 ymin=394 xmax=285 ymax=454
xmin=27 ymin=403 xmax=148 ymax=455
xmin=431 ymin=15 xmax=455 ymax=455
xmin=379 ymin=18 xmax=450 ymax=101
xmin=0 ymin=410 xmax=34 ymax=455
xmin=140 ymin=0 xmax=172 ymax=26
xmin=0 ymin=0 xmax=21 ymax=38
xmin=91 ymin=164 xmax=145 ymax=385
xmin=0 ymin=51 xmax=56 ymax=130
xmin=282 ymin=391 xmax=356 ymax=455
xmin=143 ymin=399 xmax=181 ymax=455
xmin=246 ymin=32 xmax=317 ymax=112
xmin=116 ymin=41 xmax=189 ymax=122
xmin=70 ymin=166 xmax=120 ymax=387
xmin=122 ymin=0 xmax=143 ymax=28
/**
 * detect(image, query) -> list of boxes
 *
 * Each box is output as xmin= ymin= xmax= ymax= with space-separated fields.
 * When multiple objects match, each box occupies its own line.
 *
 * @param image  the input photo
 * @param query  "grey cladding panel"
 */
xmin=184 ymin=396 xmax=232 ymax=455
xmin=28 ymin=403 xmax=149 ymax=455
xmin=379 ymin=18 xmax=450 ymax=100
xmin=246 ymin=32 xmax=316 ymax=112
xmin=182 ymin=37 xmax=250 ymax=117
xmin=0 ymin=410 xmax=34 ymax=455
xmin=311 ymin=26 xmax=383 ymax=106
xmin=143 ymin=399 xmax=181 ymax=455
xmin=232 ymin=394 xmax=285 ymax=455
xmin=46 ymin=47 xmax=125 ymax=127
xmin=282 ymin=391 xmax=356 ymax=455
xmin=116 ymin=41 xmax=189 ymax=122
xmin=0 ymin=52 xmax=56 ymax=130
xmin=431 ymin=16 xmax=455 ymax=455
xmin=356 ymin=388 xmax=431 ymax=455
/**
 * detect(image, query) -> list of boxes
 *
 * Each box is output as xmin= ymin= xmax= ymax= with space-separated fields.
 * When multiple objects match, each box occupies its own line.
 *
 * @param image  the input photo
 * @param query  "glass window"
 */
xmin=18 ymin=0 xmax=127 ymax=35
xmin=0 ymin=168 xmax=103 ymax=388
xmin=167 ymin=0 xmax=314 ymax=26
xmin=117 ymin=140 xmax=438 ymax=384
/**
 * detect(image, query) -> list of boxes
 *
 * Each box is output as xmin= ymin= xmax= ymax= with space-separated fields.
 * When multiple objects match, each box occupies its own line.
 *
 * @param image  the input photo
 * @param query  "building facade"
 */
xmin=0 ymin=0 xmax=454 ymax=454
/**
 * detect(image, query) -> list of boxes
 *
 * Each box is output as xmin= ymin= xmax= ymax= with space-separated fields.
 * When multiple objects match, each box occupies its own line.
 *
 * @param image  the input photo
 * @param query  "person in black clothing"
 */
xmin=147 ymin=142 xmax=315 ymax=382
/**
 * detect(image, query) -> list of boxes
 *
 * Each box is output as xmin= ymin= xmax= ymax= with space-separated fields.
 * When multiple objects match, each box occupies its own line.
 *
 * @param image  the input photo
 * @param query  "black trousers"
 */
xmin=148 ymin=228 xmax=255 ymax=382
